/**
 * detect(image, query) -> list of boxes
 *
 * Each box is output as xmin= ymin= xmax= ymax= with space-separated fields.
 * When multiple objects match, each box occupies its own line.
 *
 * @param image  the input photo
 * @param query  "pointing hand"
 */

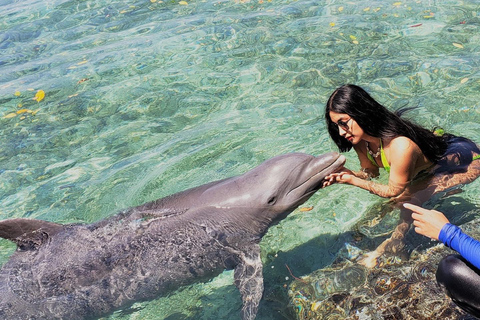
xmin=403 ymin=203 xmax=449 ymax=241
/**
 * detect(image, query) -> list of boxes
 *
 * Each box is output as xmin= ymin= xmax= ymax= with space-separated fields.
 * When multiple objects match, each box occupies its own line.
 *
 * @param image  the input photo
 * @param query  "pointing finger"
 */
xmin=403 ymin=203 xmax=428 ymax=214
xmin=411 ymin=212 xmax=423 ymax=221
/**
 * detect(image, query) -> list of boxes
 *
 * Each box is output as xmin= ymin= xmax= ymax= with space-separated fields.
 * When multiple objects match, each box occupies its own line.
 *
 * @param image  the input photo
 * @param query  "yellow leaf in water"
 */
xmin=393 ymin=2 xmax=402 ymax=6
xmin=461 ymin=78 xmax=469 ymax=84
xmin=363 ymin=7 xmax=370 ymax=11
xmin=14 ymin=91 xmax=21 ymax=97
xmin=179 ymin=0 xmax=188 ymax=4
xmin=4 ymin=113 xmax=17 ymax=119
xmin=352 ymin=40 xmax=359 ymax=44
xmin=453 ymin=43 xmax=464 ymax=49
xmin=34 ymin=90 xmax=45 ymax=102
xmin=349 ymin=35 xmax=357 ymax=40
xmin=338 ymin=6 xmax=344 ymax=12
xmin=329 ymin=22 xmax=335 ymax=27
xmin=300 ymin=206 xmax=314 ymax=212
xmin=77 ymin=60 xmax=88 ymax=65
xmin=16 ymin=109 xmax=33 ymax=114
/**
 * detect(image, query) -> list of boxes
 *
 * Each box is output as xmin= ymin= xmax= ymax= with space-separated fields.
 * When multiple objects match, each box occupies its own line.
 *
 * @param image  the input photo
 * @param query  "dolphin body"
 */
xmin=0 ymin=152 xmax=345 ymax=320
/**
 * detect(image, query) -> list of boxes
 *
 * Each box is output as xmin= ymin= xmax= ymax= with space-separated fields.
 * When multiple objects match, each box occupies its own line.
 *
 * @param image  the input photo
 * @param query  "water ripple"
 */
xmin=1 ymin=0 xmax=480 ymax=319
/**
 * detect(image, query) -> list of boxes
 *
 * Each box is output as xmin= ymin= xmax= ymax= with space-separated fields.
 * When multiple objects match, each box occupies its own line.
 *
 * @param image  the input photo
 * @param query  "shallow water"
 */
xmin=1 ymin=0 xmax=480 ymax=319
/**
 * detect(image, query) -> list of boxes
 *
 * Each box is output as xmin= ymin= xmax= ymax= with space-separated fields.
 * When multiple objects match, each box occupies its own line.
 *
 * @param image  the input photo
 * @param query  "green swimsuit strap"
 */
xmin=379 ymin=139 xmax=390 ymax=173
xmin=474 ymin=154 xmax=480 ymax=161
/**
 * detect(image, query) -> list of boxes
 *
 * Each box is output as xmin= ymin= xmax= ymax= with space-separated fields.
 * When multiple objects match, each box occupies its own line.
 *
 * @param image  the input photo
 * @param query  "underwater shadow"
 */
xmin=257 ymin=194 xmax=480 ymax=320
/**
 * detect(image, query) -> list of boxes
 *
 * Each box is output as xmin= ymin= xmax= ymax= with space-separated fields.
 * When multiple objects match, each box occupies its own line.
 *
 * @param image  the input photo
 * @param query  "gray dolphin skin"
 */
xmin=0 ymin=152 xmax=345 ymax=320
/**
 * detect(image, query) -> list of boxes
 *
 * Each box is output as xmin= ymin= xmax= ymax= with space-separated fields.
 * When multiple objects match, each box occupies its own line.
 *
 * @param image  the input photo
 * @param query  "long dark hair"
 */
xmin=325 ymin=84 xmax=449 ymax=163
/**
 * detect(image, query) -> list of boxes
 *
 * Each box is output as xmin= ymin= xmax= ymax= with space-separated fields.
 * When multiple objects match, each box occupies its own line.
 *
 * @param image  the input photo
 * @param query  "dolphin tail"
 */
xmin=0 ymin=218 xmax=64 ymax=250
xmin=234 ymin=244 xmax=264 ymax=320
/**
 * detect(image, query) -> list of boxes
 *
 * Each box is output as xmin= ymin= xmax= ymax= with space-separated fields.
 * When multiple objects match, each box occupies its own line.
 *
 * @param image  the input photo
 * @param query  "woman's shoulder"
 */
xmin=387 ymin=136 xmax=417 ymax=148
xmin=386 ymin=136 xmax=422 ymax=156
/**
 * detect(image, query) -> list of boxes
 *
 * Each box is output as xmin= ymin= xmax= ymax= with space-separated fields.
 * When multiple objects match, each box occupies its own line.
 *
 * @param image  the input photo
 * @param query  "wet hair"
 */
xmin=325 ymin=84 xmax=450 ymax=163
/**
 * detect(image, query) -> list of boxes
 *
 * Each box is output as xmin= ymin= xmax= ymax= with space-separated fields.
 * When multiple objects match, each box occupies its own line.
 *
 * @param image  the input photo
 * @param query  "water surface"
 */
xmin=1 ymin=0 xmax=480 ymax=319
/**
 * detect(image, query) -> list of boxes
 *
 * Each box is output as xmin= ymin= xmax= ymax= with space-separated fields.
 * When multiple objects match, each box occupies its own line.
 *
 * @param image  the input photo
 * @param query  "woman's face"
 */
xmin=329 ymin=111 xmax=364 ymax=144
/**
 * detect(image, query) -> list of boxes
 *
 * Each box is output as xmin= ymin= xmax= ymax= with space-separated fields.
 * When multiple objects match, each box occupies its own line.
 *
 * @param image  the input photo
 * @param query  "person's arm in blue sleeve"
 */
xmin=404 ymin=203 xmax=480 ymax=270
xmin=439 ymin=223 xmax=480 ymax=270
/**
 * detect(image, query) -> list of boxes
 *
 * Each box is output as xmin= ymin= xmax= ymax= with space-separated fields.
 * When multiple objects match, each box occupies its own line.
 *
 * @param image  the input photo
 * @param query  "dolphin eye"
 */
xmin=267 ymin=196 xmax=277 ymax=205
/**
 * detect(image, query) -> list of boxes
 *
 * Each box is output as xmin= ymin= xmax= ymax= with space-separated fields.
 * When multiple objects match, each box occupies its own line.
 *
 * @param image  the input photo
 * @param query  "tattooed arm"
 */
xmin=324 ymin=137 xmax=425 ymax=198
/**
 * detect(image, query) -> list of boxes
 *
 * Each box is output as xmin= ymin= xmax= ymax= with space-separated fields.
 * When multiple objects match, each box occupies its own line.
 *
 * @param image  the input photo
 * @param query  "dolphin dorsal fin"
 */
xmin=0 ymin=218 xmax=64 ymax=250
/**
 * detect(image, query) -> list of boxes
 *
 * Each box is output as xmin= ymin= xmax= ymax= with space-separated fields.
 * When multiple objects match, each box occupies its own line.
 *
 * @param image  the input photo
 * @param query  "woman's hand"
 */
xmin=403 ymin=203 xmax=449 ymax=240
xmin=323 ymin=169 xmax=354 ymax=187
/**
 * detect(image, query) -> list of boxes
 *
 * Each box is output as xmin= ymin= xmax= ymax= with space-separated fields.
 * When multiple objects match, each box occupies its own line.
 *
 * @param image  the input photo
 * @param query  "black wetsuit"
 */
xmin=434 ymin=136 xmax=480 ymax=317
xmin=436 ymin=224 xmax=480 ymax=317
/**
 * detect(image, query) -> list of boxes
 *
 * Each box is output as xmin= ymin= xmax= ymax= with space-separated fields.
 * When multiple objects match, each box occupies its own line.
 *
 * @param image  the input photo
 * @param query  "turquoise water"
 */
xmin=1 ymin=0 xmax=480 ymax=319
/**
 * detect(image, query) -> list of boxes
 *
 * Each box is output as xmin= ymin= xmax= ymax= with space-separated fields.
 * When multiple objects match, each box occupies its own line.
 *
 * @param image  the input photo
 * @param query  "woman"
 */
xmin=323 ymin=84 xmax=480 ymax=267
xmin=406 ymin=203 xmax=480 ymax=318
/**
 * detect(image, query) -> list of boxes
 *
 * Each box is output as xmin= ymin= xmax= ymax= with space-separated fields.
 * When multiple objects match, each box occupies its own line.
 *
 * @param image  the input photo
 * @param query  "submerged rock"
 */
xmin=288 ymin=218 xmax=480 ymax=320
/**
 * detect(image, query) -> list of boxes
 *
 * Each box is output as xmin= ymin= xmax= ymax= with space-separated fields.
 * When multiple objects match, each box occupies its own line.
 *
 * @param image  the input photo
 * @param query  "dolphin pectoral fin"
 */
xmin=0 ymin=218 xmax=64 ymax=250
xmin=234 ymin=244 xmax=264 ymax=320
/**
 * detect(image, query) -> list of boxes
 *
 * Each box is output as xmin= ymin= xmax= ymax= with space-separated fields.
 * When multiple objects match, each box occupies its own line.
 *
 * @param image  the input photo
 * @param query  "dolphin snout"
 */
xmin=317 ymin=153 xmax=346 ymax=183
xmin=334 ymin=154 xmax=346 ymax=172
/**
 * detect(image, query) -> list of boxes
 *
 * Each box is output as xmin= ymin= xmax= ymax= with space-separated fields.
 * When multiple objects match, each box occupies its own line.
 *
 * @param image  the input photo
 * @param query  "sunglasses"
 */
xmin=333 ymin=118 xmax=353 ymax=131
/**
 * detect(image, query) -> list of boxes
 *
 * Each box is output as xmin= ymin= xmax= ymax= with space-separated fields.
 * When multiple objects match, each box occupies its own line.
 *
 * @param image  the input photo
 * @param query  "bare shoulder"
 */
xmin=387 ymin=136 xmax=421 ymax=155
xmin=385 ymin=137 xmax=432 ymax=175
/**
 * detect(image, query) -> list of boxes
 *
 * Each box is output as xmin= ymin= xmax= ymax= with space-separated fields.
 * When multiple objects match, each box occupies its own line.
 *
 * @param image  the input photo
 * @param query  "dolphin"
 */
xmin=0 ymin=152 xmax=345 ymax=320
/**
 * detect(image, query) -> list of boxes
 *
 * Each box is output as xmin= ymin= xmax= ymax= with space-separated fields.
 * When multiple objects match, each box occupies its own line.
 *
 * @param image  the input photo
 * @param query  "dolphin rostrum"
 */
xmin=0 ymin=152 xmax=345 ymax=320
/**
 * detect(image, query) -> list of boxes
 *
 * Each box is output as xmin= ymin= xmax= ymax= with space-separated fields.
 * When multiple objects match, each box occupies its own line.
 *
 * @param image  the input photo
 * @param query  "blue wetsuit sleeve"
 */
xmin=439 ymin=223 xmax=480 ymax=270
